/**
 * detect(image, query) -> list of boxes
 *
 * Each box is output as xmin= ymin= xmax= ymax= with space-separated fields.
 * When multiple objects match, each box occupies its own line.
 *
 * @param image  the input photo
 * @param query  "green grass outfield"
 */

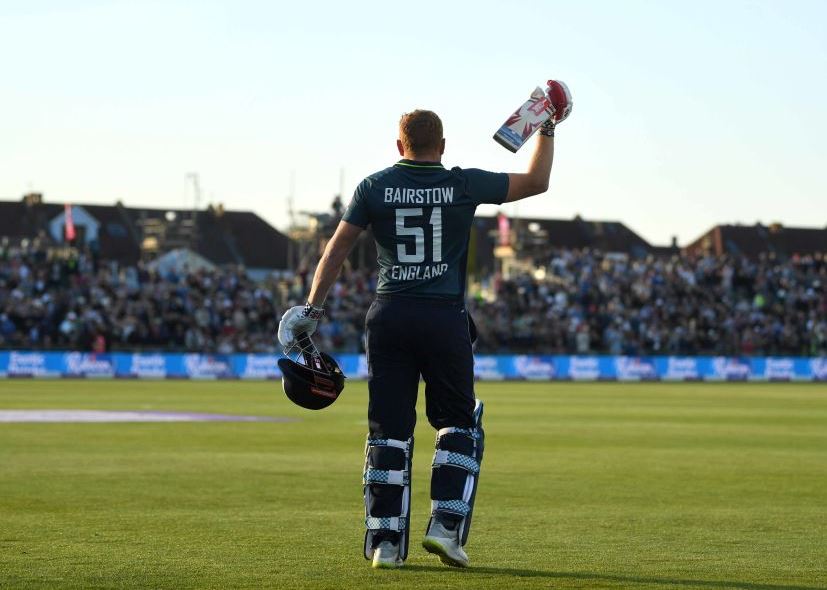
xmin=1 ymin=380 xmax=825 ymax=590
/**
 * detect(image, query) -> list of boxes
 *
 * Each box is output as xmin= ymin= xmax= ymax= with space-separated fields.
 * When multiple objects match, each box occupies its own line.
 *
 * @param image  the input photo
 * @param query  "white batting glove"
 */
xmin=277 ymin=303 xmax=325 ymax=349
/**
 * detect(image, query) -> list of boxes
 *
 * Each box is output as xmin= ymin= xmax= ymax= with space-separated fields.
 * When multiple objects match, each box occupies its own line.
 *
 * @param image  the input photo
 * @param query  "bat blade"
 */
xmin=493 ymin=86 xmax=553 ymax=152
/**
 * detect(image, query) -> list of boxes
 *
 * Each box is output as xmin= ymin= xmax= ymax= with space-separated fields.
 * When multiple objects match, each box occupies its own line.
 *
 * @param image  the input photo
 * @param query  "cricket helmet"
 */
xmin=278 ymin=333 xmax=345 ymax=410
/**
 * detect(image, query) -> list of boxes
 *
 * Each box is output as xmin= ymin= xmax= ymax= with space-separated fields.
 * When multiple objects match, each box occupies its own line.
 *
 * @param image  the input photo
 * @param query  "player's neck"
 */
xmin=402 ymin=151 xmax=442 ymax=163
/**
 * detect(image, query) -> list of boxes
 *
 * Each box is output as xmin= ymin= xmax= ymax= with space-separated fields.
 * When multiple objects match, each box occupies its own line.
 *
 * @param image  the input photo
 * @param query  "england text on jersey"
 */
xmin=384 ymin=187 xmax=455 ymax=205
xmin=390 ymin=263 xmax=449 ymax=281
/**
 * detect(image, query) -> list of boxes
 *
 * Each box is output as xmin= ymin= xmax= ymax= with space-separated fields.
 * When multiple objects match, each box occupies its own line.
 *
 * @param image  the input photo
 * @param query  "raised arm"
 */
xmin=505 ymin=131 xmax=555 ymax=202
xmin=505 ymin=79 xmax=572 ymax=203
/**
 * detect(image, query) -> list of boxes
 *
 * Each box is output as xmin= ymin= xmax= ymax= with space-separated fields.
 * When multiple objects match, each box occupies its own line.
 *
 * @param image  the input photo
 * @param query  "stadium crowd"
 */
xmin=0 ymin=240 xmax=284 ymax=354
xmin=467 ymin=250 xmax=827 ymax=356
xmin=1 ymin=239 xmax=825 ymax=356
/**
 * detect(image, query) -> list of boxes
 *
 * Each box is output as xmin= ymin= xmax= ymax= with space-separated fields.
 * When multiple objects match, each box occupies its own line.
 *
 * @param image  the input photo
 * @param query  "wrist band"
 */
xmin=303 ymin=302 xmax=325 ymax=319
xmin=539 ymin=119 xmax=555 ymax=137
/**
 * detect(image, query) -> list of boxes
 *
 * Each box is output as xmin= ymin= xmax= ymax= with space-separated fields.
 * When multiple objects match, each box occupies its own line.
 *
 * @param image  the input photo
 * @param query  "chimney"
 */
xmin=22 ymin=192 xmax=43 ymax=207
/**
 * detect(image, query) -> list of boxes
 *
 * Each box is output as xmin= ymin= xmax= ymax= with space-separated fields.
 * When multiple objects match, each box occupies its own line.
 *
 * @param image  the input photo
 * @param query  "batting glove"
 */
xmin=277 ymin=302 xmax=324 ymax=349
xmin=546 ymin=80 xmax=572 ymax=125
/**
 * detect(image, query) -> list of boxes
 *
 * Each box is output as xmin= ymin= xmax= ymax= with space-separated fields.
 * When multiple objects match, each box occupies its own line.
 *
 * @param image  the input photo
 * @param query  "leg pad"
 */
xmin=428 ymin=399 xmax=485 ymax=546
xmin=363 ymin=436 xmax=413 ymax=560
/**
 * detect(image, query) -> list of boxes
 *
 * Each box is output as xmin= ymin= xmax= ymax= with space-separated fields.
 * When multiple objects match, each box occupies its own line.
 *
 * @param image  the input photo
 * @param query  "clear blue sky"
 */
xmin=2 ymin=0 xmax=825 ymax=246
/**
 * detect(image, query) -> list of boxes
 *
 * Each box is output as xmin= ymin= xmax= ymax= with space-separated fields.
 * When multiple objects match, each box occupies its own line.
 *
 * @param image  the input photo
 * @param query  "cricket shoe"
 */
xmin=422 ymin=518 xmax=469 ymax=568
xmin=371 ymin=540 xmax=404 ymax=569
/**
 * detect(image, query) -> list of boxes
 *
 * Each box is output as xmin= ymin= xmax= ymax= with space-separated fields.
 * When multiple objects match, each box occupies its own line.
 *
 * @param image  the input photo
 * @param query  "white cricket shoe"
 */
xmin=422 ymin=519 xmax=469 ymax=568
xmin=371 ymin=540 xmax=404 ymax=569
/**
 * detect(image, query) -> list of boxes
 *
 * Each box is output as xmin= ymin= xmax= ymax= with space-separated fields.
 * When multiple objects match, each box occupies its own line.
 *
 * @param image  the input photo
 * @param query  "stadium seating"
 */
xmin=1 ymin=240 xmax=824 ymax=356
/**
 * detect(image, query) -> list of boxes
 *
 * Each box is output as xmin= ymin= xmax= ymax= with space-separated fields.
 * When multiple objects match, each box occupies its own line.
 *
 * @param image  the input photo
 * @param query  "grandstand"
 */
xmin=469 ymin=214 xmax=678 ymax=278
xmin=685 ymin=222 xmax=827 ymax=259
xmin=0 ymin=193 xmax=291 ymax=273
xmin=1 ymin=192 xmax=825 ymax=357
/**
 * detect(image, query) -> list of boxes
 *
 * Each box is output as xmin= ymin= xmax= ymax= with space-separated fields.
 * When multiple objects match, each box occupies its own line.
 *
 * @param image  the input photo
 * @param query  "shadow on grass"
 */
xmin=403 ymin=565 xmax=821 ymax=590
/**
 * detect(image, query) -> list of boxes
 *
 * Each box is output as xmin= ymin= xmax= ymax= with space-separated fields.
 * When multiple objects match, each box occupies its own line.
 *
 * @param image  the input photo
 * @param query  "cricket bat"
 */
xmin=493 ymin=85 xmax=554 ymax=153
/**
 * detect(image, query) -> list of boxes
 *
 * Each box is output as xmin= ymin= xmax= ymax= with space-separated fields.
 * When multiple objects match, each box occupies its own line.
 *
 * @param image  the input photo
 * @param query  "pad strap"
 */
xmin=437 ymin=427 xmax=482 ymax=441
xmin=363 ymin=468 xmax=409 ymax=485
xmin=432 ymin=499 xmax=471 ymax=516
xmin=364 ymin=438 xmax=412 ymax=486
xmin=366 ymin=437 xmax=411 ymax=453
xmin=432 ymin=450 xmax=480 ymax=474
xmin=365 ymin=516 xmax=407 ymax=531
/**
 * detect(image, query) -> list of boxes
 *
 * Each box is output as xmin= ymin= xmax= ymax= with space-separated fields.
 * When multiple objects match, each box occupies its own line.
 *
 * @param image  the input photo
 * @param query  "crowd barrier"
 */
xmin=1 ymin=351 xmax=826 ymax=381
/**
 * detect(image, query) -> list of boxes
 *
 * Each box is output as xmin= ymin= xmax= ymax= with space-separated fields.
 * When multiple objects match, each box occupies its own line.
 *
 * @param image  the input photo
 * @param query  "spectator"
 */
xmin=0 ymin=240 xmax=825 ymax=356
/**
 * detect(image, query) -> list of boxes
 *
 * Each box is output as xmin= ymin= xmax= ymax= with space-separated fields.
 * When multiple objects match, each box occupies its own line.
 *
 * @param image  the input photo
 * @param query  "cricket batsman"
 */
xmin=278 ymin=80 xmax=572 ymax=569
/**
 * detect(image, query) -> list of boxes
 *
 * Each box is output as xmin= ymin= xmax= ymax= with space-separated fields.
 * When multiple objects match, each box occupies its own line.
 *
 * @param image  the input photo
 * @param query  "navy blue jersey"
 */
xmin=343 ymin=159 xmax=508 ymax=299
